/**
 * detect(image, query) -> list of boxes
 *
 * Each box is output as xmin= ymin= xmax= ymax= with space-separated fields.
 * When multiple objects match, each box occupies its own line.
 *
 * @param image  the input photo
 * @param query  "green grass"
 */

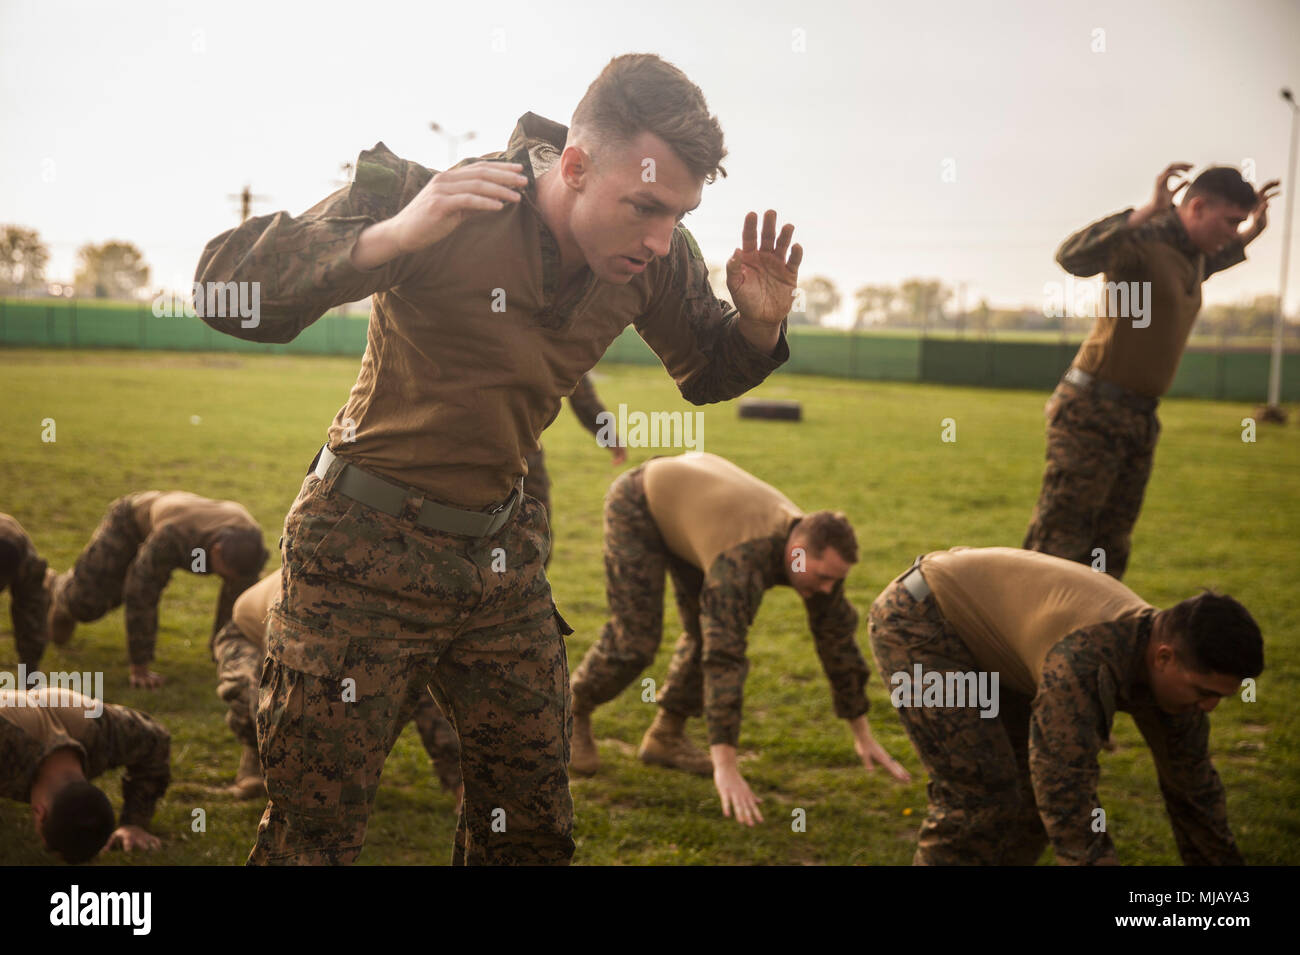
xmin=1 ymin=349 xmax=1297 ymax=865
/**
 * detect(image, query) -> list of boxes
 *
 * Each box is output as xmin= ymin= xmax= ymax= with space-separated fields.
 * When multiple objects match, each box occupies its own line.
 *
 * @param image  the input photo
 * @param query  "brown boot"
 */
xmin=228 ymin=745 xmax=266 ymax=799
xmin=570 ymin=702 xmax=600 ymax=776
xmin=47 ymin=573 xmax=76 ymax=647
xmin=638 ymin=710 xmax=713 ymax=776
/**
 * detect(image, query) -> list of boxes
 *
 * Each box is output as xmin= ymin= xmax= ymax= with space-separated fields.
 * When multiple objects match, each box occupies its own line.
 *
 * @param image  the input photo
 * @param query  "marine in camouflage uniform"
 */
xmin=49 ymin=492 xmax=266 ymax=679
xmin=194 ymin=91 xmax=794 ymax=864
xmin=570 ymin=453 xmax=891 ymax=792
xmin=0 ymin=686 xmax=171 ymax=851
xmin=212 ymin=570 xmax=462 ymax=798
xmin=522 ymin=372 xmax=622 ymax=567
xmin=869 ymin=546 xmax=1256 ymax=865
xmin=0 ymin=513 xmax=55 ymax=669
xmin=1024 ymin=169 xmax=1265 ymax=579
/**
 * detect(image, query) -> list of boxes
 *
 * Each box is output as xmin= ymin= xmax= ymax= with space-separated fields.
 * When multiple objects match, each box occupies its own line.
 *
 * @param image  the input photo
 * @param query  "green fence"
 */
xmin=3 ymin=298 xmax=1297 ymax=402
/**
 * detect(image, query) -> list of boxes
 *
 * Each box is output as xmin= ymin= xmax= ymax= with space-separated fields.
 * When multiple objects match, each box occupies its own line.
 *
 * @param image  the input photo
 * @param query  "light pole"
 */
xmin=429 ymin=122 xmax=476 ymax=169
xmin=1264 ymin=88 xmax=1299 ymax=420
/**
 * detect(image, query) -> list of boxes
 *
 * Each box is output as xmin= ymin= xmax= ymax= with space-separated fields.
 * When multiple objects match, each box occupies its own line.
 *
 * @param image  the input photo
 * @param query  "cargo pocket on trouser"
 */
xmin=258 ymin=612 xmax=359 ymax=831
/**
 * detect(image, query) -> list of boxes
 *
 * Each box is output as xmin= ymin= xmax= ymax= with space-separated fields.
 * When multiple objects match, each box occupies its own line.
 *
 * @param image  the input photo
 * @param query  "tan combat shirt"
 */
xmin=0 ymin=688 xmax=171 ymax=826
xmin=231 ymin=571 xmax=281 ymax=648
xmin=1057 ymin=207 xmax=1246 ymax=398
xmin=920 ymin=546 xmax=1152 ymax=696
xmin=195 ymin=113 xmax=789 ymax=509
xmin=643 ymin=453 xmax=867 ymax=746
xmin=120 ymin=492 xmax=264 ymax=664
xmin=917 ymin=546 xmax=1241 ymax=865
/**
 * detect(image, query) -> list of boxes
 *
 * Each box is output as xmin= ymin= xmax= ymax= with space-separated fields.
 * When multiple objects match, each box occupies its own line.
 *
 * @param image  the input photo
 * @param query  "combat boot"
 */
xmin=637 ymin=709 xmax=713 ymax=776
xmin=570 ymin=694 xmax=600 ymax=776
xmin=228 ymin=745 xmax=265 ymax=799
xmin=47 ymin=572 xmax=76 ymax=646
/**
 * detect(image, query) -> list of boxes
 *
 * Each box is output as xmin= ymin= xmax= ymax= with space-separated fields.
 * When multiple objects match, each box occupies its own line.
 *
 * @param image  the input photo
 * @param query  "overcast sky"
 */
xmin=3 ymin=0 xmax=1298 ymax=325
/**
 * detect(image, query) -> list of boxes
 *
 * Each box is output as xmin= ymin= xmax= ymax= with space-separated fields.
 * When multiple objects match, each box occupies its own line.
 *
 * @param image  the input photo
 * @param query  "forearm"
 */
xmin=350 ymin=218 xmax=403 ymax=271
xmin=123 ymin=602 xmax=159 ymax=665
xmin=1126 ymin=201 xmax=1166 ymax=228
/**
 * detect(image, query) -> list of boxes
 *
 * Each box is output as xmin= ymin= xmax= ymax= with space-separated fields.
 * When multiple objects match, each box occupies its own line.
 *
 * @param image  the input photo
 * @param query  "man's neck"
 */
xmin=31 ymin=749 xmax=84 ymax=803
xmin=534 ymin=167 xmax=589 ymax=285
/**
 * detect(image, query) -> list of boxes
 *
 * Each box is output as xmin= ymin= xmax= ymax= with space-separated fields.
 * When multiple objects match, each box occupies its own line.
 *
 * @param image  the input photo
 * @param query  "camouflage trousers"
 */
xmin=53 ymin=497 xmax=142 ymax=626
xmin=211 ymin=620 xmax=462 ymax=791
xmin=570 ymin=466 xmax=707 ymax=717
xmin=249 ymin=460 xmax=572 ymax=866
xmin=869 ymin=572 xmax=1047 ymax=866
xmin=1022 ymin=381 xmax=1160 ymax=581
xmin=523 ymin=447 xmax=552 ymax=568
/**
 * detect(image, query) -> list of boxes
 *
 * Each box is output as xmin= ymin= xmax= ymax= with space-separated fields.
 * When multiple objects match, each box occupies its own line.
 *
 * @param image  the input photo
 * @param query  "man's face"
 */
xmin=1180 ymin=195 xmax=1250 ymax=255
xmin=564 ymin=130 xmax=704 ymax=284
xmin=1148 ymin=642 xmax=1242 ymax=715
xmin=786 ymin=538 xmax=852 ymax=599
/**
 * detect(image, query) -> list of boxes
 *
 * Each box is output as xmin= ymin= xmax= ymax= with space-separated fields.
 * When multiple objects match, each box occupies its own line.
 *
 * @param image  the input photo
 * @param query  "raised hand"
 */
xmin=725 ymin=209 xmax=803 ymax=327
xmin=1246 ymin=179 xmax=1282 ymax=239
xmin=352 ymin=161 xmax=528 ymax=269
xmin=1153 ymin=162 xmax=1194 ymax=208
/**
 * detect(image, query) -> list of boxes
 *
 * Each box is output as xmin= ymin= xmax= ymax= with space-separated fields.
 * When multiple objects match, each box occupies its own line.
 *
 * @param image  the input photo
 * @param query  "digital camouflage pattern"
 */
xmin=571 ymin=466 xmax=869 ymax=747
xmin=0 ymin=689 xmax=171 ymax=828
xmin=0 ymin=513 xmax=52 ymax=668
xmin=1022 ymin=382 xmax=1159 ymax=581
xmin=212 ymin=616 xmax=462 ymax=791
xmin=869 ymin=573 xmax=1243 ymax=865
xmin=249 ymin=462 xmax=572 ymax=866
xmin=53 ymin=495 xmax=261 ymax=664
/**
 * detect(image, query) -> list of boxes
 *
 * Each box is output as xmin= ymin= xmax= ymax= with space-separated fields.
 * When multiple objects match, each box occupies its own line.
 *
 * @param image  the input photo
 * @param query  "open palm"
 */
xmin=725 ymin=210 xmax=803 ymax=325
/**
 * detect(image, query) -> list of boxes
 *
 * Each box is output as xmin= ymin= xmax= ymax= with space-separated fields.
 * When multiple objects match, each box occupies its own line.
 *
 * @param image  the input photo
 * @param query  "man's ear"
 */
xmin=559 ymin=144 xmax=593 ymax=191
xmin=1152 ymin=642 xmax=1177 ymax=671
xmin=32 ymin=800 xmax=47 ymax=841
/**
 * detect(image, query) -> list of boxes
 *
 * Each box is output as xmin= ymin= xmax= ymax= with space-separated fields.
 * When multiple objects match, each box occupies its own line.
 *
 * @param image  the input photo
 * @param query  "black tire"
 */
xmin=737 ymin=398 xmax=802 ymax=421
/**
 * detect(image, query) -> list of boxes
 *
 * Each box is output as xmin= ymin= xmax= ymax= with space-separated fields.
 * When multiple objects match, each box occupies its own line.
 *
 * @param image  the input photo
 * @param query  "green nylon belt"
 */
xmin=314 ymin=445 xmax=520 ymax=538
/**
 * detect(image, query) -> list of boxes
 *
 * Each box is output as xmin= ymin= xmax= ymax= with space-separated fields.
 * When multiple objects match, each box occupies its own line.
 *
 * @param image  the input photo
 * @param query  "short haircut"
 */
xmin=215 ymin=528 xmax=267 ymax=577
xmin=794 ymin=511 xmax=858 ymax=564
xmin=1184 ymin=167 xmax=1257 ymax=211
xmin=1162 ymin=591 xmax=1264 ymax=679
xmin=44 ymin=780 xmax=115 ymax=864
xmin=571 ymin=53 xmax=728 ymax=183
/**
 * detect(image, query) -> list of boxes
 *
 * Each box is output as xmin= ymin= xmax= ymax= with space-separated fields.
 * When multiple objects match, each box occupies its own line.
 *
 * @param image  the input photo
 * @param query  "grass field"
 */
xmin=1 ymin=348 xmax=1297 ymax=865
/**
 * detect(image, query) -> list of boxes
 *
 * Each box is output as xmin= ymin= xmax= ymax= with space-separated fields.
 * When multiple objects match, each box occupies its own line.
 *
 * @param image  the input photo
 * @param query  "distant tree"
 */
xmin=853 ymin=284 xmax=897 ymax=329
xmin=898 ymin=278 xmax=952 ymax=329
xmin=796 ymin=275 xmax=840 ymax=326
xmin=0 ymin=225 xmax=50 ymax=295
xmin=74 ymin=241 xmax=150 ymax=299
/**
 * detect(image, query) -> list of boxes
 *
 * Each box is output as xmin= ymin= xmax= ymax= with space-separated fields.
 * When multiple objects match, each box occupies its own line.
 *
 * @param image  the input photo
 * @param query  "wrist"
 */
xmin=736 ymin=312 xmax=781 ymax=354
xmin=351 ymin=218 xmax=401 ymax=271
